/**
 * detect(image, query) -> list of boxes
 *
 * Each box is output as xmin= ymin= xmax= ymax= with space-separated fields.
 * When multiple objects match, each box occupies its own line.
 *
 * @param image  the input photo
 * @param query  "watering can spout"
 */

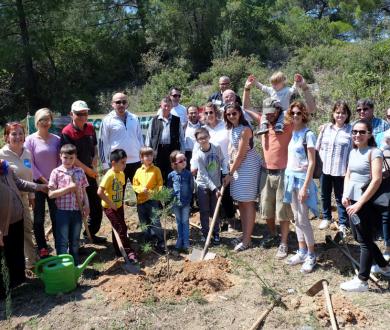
xmin=75 ymin=251 xmax=97 ymax=279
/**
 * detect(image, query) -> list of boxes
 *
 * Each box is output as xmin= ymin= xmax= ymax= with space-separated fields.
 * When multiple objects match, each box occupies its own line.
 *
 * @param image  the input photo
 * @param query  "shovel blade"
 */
xmin=122 ymin=262 xmax=140 ymax=274
xmin=306 ymin=279 xmax=327 ymax=296
xmin=188 ymin=248 xmax=216 ymax=262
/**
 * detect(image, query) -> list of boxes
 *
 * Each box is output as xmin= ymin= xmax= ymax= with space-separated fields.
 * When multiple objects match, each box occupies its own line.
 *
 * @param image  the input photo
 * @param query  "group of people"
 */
xmin=1 ymin=72 xmax=390 ymax=298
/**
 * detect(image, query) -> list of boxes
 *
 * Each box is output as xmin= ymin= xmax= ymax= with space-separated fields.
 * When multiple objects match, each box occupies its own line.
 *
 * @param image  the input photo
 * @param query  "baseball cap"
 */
xmin=262 ymin=98 xmax=282 ymax=114
xmin=71 ymin=100 xmax=90 ymax=113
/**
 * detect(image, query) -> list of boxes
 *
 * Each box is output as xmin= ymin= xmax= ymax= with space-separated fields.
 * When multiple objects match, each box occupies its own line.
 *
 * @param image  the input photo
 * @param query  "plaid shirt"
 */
xmin=48 ymin=165 xmax=89 ymax=210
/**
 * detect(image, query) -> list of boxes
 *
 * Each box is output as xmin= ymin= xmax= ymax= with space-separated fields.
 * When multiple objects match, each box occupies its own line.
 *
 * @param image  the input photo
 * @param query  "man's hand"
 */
xmin=29 ymin=198 xmax=35 ymax=209
xmin=37 ymin=184 xmax=48 ymax=193
xmin=86 ymin=167 xmax=98 ymax=179
xmin=245 ymin=75 xmax=256 ymax=89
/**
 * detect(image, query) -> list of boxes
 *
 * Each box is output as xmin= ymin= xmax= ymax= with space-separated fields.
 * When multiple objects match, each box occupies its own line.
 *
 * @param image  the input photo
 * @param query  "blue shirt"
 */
xmin=167 ymin=169 xmax=194 ymax=207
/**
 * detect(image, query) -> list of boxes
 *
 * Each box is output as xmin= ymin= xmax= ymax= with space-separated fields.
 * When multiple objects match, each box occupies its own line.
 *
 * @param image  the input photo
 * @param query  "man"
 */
xmin=355 ymin=99 xmax=389 ymax=146
xmin=169 ymin=87 xmax=187 ymax=127
xmin=184 ymin=105 xmax=201 ymax=169
xmin=98 ymin=92 xmax=144 ymax=186
xmin=208 ymin=76 xmax=242 ymax=107
xmin=243 ymin=75 xmax=316 ymax=259
xmin=222 ymin=89 xmax=253 ymax=126
xmin=60 ymin=100 xmax=105 ymax=244
xmin=146 ymin=97 xmax=185 ymax=181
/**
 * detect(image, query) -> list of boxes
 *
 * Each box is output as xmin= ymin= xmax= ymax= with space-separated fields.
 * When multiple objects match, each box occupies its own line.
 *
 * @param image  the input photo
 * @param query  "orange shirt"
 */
xmin=259 ymin=114 xmax=293 ymax=170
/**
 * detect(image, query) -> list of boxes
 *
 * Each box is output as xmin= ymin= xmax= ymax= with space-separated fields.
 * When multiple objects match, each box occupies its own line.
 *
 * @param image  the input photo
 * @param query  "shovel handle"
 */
xmin=112 ymin=227 xmax=130 ymax=264
xmin=249 ymin=301 xmax=276 ymax=330
xmin=200 ymin=185 xmax=225 ymax=260
xmin=322 ymin=281 xmax=338 ymax=330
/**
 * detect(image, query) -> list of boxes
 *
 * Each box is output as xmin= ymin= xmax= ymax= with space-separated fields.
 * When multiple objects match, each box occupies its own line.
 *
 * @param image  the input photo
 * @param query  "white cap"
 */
xmin=71 ymin=100 xmax=89 ymax=113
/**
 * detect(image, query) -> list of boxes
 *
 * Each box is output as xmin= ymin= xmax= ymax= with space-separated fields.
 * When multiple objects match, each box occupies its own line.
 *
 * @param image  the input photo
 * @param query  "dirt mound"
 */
xmin=99 ymin=257 xmax=233 ymax=304
xmin=314 ymin=293 xmax=368 ymax=327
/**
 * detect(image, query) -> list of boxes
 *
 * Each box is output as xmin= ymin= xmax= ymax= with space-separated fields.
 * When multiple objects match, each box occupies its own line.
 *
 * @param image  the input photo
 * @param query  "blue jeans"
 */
xmin=33 ymin=188 xmax=57 ymax=250
xmin=55 ymin=209 xmax=82 ymax=265
xmin=320 ymin=174 xmax=348 ymax=226
xmin=197 ymin=186 xmax=219 ymax=237
xmin=137 ymin=200 xmax=164 ymax=243
xmin=173 ymin=205 xmax=190 ymax=249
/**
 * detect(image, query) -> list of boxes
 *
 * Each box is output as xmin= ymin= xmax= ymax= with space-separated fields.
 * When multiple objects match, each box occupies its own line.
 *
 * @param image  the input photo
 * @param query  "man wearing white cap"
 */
xmin=60 ymin=100 xmax=105 ymax=244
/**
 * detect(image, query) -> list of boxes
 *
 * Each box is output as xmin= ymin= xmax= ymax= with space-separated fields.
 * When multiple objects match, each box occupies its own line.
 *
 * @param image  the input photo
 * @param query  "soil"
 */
xmin=1 ymin=206 xmax=390 ymax=329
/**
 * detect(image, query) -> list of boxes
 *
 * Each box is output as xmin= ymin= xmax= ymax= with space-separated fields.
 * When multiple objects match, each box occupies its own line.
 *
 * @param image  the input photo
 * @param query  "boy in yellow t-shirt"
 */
xmin=97 ymin=149 xmax=137 ymax=263
xmin=132 ymin=147 xmax=165 ymax=253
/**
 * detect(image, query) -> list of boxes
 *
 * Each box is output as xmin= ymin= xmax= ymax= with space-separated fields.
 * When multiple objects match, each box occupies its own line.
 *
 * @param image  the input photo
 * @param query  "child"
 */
xmin=193 ymin=127 xmax=228 ymax=244
xmin=132 ymin=147 xmax=165 ymax=253
xmin=167 ymin=151 xmax=194 ymax=252
xmin=254 ymin=72 xmax=301 ymax=135
xmin=97 ymin=149 xmax=138 ymax=263
xmin=48 ymin=144 xmax=89 ymax=265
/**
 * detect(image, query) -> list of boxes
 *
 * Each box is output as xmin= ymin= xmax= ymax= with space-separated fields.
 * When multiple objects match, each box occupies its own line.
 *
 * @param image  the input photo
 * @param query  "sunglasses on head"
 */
xmin=175 ymin=158 xmax=187 ymax=165
xmin=356 ymin=107 xmax=370 ymax=112
xmin=352 ymin=129 xmax=369 ymax=135
xmin=114 ymin=100 xmax=127 ymax=105
xmin=171 ymin=94 xmax=181 ymax=98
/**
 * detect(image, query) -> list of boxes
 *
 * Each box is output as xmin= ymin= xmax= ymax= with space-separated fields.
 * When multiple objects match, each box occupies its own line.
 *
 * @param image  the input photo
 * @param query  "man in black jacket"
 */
xmin=145 ymin=97 xmax=185 ymax=182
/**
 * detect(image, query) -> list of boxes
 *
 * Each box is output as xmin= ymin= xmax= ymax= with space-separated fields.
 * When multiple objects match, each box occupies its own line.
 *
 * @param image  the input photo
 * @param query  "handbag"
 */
xmin=361 ymin=149 xmax=390 ymax=208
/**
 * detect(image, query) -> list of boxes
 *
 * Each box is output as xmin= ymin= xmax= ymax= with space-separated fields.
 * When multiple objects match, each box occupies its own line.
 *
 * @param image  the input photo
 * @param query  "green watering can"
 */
xmin=34 ymin=251 xmax=97 ymax=294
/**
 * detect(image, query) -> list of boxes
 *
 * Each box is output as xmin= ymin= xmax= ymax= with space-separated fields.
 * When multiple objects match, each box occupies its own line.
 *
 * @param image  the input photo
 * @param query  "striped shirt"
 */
xmin=316 ymin=123 xmax=352 ymax=176
xmin=48 ymin=166 xmax=89 ymax=210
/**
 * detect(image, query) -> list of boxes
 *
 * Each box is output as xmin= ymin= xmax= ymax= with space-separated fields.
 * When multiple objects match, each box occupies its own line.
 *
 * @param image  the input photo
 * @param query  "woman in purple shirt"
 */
xmin=25 ymin=108 xmax=60 ymax=258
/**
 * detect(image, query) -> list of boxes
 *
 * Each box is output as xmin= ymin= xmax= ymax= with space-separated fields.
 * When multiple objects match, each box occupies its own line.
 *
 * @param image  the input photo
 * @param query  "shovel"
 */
xmin=112 ymin=227 xmax=140 ymax=274
xmin=307 ymin=279 xmax=338 ymax=330
xmin=189 ymin=185 xmax=225 ymax=261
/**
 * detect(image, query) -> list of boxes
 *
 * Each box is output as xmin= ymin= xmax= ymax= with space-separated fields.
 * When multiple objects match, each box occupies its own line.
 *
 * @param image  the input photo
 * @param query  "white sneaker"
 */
xmin=340 ymin=276 xmax=368 ymax=292
xmin=286 ymin=251 xmax=307 ymax=265
xmin=384 ymin=252 xmax=390 ymax=262
xmin=301 ymin=255 xmax=316 ymax=273
xmin=275 ymin=244 xmax=288 ymax=259
xmin=319 ymin=219 xmax=331 ymax=230
xmin=338 ymin=224 xmax=347 ymax=237
xmin=371 ymin=264 xmax=390 ymax=277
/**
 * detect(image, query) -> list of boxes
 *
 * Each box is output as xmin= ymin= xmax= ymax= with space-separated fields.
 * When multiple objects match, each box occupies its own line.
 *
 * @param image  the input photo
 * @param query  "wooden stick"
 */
xmin=189 ymin=222 xmax=201 ymax=230
xmin=71 ymin=174 xmax=93 ymax=242
xmin=322 ymin=281 xmax=338 ymax=330
xmin=45 ymin=226 xmax=52 ymax=240
xmin=249 ymin=301 xmax=276 ymax=330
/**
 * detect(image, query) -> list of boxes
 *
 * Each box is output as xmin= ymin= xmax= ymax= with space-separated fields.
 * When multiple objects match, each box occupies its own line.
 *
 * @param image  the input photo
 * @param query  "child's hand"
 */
xmin=83 ymin=205 xmax=90 ymax=218
xmin=68 ymin=182 xmax=77 ymax=192
xmin=245 ymin=75 xmax=256 ymax=89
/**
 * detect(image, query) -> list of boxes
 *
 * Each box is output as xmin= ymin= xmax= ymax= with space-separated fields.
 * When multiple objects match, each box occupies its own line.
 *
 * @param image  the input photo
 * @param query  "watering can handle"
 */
xmin=34 ymin=256 xmax=62 ymax=276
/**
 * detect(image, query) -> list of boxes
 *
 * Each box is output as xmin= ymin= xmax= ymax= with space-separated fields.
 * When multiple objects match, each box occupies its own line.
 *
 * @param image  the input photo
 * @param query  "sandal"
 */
xmin=234 ymin=242 xmax=251 ymax=252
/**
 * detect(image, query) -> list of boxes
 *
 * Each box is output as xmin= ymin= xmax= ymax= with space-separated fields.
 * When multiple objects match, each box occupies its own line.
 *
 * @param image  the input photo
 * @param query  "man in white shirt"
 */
xmin=184 ymin=105 xmax=201 ymax=169
xmin=98 ymin=92 xmax=144 ymax=186
xmin=169 ymin=87 xmax=187 ymax=127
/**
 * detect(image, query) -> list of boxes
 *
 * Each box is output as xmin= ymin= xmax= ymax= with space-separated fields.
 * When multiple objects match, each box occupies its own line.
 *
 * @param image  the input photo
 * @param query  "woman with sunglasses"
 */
xmin=0 ymin=122 xmax=40 ymax=268
xmin=341 ymin=119 xmax=390 ymax=292
xmin=223 ymin=103 xmax=261 ymax=251
xmin=25 ymin=108 xmax=60 ymax=258
xmin=283 ymin=101 xmax=318 ymax=273
xmin=316 ymin=101 xmax=352 ymax=234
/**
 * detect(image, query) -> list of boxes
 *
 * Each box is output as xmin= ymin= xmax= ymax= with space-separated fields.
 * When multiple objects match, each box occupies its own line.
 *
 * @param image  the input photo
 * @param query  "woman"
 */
xmin=25 ymin=108 xmax=60 ymax=258
xmin=341 ymin=119 xmax=390 ymax=292
xmin=283 ymin=101 xmax=318 ymax=273
xmin=0 ymin=159 xmax=46 ymax=298
xmin=0 ymin=122 xmax=38 ymax=268
xmin=316 ymin=101 xmax=352 ymax=234
xmin=223 ymin=103 xmax=261 ymax=251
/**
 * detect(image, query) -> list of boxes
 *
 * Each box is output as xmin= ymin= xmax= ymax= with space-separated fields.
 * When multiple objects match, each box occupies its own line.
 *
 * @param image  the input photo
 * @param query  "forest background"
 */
xmin=1 ymin=0 xmax=390 ymax=124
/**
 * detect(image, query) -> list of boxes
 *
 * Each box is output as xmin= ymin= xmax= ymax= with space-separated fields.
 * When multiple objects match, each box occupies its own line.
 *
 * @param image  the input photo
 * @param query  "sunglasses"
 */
xmin=356 ymin=107 xmax=370 ymax=112
xmin=291 ymin=111 xmax=302 ymax=116
xmin=219 ymin=82 xmax=229 ymax=85
xmin=171 ymin=94 xmax=181 ymax=98
xmin=114 ymin=100 xmax=127 ymax=105
xmin=226 ymin=112 xmax=238 ymax=117
xmin=352 ymin=130 xmax=369 ymax=135
xmin=204 ymin=111 xmax=214 ymax=115
xmin=75 ymin=112 xmax=88 ymax=117
xmin=175 ymin=158 xmax=187 ymax=165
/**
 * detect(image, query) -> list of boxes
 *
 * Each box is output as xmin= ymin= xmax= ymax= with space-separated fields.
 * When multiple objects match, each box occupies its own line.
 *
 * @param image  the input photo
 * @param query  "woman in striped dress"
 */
xmin=223 ymin=103 xmax=261 ymax=251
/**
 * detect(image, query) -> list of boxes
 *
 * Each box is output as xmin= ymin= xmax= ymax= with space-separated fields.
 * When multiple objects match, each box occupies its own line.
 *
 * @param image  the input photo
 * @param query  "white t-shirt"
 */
xmin=171 ymin=104 xmax=187 ymax=126
xmin=286 ymin=127 xmax=316 ymax=172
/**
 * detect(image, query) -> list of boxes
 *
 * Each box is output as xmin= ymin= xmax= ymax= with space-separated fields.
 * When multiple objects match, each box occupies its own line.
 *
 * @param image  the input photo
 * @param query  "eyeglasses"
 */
xmin=114 ymin=100 xmax=127 ymax=105
xmin=196 ymin=135 xmax=209 ymax=141
xmin=356 ymin=107 xmax=370 ymax=112
xmin=75 ymin=112 xmax=88 ymax=117
xmin=175 ymin=158 xmax=187 ymax=164
xmin=171 ymin=94 xmax=181 ymax=98
xmin=352 ymin=130 xmax=369 ymax=135
xmin=204 ymin=111 xmax=214 ymax=115
xmin=39 ymin=118 xmax=52 ymax=123
xmin=226 ymin=112 xmax=238 ymax=117
xmin=291 ymin=111 xmax=302 ymax=116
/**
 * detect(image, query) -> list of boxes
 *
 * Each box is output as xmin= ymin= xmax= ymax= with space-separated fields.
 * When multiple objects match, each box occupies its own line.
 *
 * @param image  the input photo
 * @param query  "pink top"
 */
xmin=48 ymin=166 xmax=89 ymax=210
xmin=25 ymin=132 xmax=60 ymax=181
